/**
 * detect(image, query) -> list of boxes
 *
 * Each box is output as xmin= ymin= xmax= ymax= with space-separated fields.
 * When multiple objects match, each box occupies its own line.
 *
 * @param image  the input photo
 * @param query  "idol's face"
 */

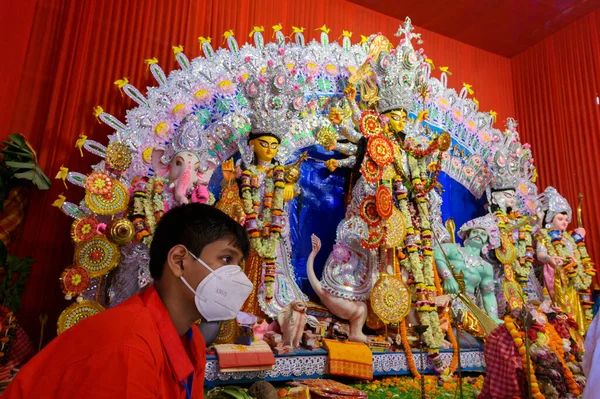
xmin=465 ymin=228 xmax=489 ymax=250
xmin=552 ymin=212 xmax=569 ymax=232
xmin=250 ymin=135 xmax=280 ymax=163
xmin=384 ymin=109 xmax=408 ymax=134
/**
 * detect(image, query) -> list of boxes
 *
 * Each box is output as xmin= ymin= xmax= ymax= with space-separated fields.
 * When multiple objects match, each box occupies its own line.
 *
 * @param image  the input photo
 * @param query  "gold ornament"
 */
xmin=57 ymin=300 xmax=105 ymax=334
xmin=370 ymin=274 xmax=411 ymax=324
xmin=213 ymin=319 xmax=238 ymax=344
xmin=316 ymin=126 xmax=337 ymax=150
xmin=437 ymin=132 xmax=451 ymax=152
xmin=495 ymin=234 xmax=517 ymax=265
xmin=107 ymin=218 xmax=135 ymax=246
xmin=383 ymin=208 xmax=406 ymax=248
xmin=105 ymin=142 xmax=132 ymax=172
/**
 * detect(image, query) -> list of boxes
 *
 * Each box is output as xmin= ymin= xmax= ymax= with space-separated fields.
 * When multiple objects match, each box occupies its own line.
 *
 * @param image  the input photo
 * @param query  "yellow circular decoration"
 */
xmin=105 ymin=142 xmax=132 ymax=172
xmin=74 ymin=235 xmax=120 ymax=278
xmin=370 ymin=274 xmax=411 ymax=324
xmin=142 ymin=147 xmax=153 ymax=163
xmin=213 ymin=319 xmax=238 ymax=344
xmin=503 ymin=280 xmax=524 ymax=311
xmin=495 ymin=234 xmax=517 ymax=265
xmin=85 ymin=179 xmax=130 ymax=216
xmin=57 ymin=300 xmax=105 ymax=335
xmin=383 ymin=208 xmax=406 ymax=248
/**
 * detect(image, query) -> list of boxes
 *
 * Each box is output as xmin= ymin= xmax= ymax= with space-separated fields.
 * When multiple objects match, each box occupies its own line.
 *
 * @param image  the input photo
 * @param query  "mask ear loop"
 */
xmin=188 ymin=251 xmax=222 ymax=279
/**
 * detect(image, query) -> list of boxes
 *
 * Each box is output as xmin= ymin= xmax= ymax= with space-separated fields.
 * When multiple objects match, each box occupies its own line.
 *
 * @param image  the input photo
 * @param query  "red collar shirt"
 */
xmin=4 ymin=285 xmax=206 ymax=398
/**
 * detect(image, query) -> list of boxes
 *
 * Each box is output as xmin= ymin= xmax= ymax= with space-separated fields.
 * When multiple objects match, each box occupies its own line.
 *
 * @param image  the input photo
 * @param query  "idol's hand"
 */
xmin=443 ymin=277 xmax=460 ymax=295
xmin=417 ymin=110 xmax=429 ymax=122
xmin=283 ymin=183 xmax=297 ymax=202
xmin=344 ymin=84 xmax=357 ymax=101
xmin=574 ymin=227 xmax=586 ymax=239
xmin=329 ymin=108 xmax=342 ymax=125
xmin=492 ymin=316 xmax=504 ymax=325
xmin=325 ymin=159 xmax=338 ymax=172
xmin=231 ymin=203 xmax=246 ymax=225
xmin=549 ymin=256 xmax=564 ymax=268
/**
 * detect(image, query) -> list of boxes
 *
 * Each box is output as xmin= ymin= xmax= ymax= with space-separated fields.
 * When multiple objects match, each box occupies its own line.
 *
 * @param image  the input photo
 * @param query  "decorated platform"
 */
xmin=204 ymin=348 xmax=485 ymax=386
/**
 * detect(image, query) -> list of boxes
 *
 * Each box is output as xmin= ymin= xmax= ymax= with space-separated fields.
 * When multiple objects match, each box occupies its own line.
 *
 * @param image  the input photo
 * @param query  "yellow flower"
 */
xmin=71 ymin=274 xmax=82 ymax=286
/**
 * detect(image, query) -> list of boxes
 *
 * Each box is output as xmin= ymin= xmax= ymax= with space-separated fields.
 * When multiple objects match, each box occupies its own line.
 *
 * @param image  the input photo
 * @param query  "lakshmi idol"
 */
xmin=217 ymin=60 xmax=315 ymax=320
xmin=536 ymin=186 xmax=595 ymax=334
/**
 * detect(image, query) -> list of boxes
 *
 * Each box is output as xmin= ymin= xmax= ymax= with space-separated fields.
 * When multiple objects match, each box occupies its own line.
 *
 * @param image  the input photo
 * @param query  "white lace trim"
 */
xmin=204 ymin=349 xmax=485 ymax=382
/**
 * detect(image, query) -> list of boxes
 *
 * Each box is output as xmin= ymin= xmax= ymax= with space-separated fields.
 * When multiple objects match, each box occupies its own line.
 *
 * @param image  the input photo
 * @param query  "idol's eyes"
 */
xmin=271 ymin=143 xmax=278 ymax=149
xmin=176 ymin=159 xmax=183 ymax=166
xmin=259 ymin=141 xmax=269 ymax=148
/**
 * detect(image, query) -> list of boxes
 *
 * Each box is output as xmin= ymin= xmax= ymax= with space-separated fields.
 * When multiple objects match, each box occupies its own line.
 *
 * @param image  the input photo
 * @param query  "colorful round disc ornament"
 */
xmin=74 ymin=235 xmax=120 ymax=278
xmin=359 ymin=111 xmax=382 ymax=138
xmin=360 ymin=197 xmax=380 ymax=226
xmin=361 ymin=226 xmax=384 ymax=250
xmin=376 ymin=185 xmax=394 ymax=219
xmin=370 ymin=274 xmax=411 ymax=324
xmin=503 ymin=280 xmax=524 ymax=311
xmin=85 ymin=172 xmax=113 ymax=195
xmin=70 ymin=217 xmax=98 ymax=242
xmin=60 ymin=266 xmax=90 ymax=298
xmin=57 ymin=300 xmax=105 ymax=334
xmin=368 ymin=136 xmax=394 ymax=167
xmin=85 ymin=179 xmax=130 ymax=215
xmin=361 ymin=158 xmax=382 ymax=184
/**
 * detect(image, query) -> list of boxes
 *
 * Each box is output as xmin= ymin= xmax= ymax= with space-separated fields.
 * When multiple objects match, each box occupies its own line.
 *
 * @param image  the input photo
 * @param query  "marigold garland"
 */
xmin=504 ymin=315 xmax=544 ymax=399
xmin=545 ymin=322 xmax=581 ymax=395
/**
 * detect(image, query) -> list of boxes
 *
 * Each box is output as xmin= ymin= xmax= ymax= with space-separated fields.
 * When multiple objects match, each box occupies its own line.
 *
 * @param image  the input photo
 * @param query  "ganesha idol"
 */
xmin=150 ymin=115 xmax=219 ymax=206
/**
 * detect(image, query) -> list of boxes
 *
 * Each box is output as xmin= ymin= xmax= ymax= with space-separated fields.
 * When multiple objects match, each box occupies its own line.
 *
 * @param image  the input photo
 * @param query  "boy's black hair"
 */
xmin=149 ymin=203 xmax=249 ymax=279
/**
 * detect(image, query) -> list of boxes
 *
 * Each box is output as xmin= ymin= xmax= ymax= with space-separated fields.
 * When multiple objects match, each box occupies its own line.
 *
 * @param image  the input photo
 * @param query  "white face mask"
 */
xmin=180 ymin=251 xmax=253 ymax=322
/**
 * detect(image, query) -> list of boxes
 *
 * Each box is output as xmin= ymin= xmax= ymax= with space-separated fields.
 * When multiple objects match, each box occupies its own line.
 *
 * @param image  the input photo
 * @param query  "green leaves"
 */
xmin=206 ymin=386 xmax=254 ymax=399
xmin=1 ymin=133 xmax=51 ymax=190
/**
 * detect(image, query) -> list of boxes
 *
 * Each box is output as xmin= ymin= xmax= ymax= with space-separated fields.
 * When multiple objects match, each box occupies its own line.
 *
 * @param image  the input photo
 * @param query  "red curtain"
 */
xmin=511 ymin=9 xmax=600 ymax=267
xmin=5 ymin=0 xmax=515 ymax=346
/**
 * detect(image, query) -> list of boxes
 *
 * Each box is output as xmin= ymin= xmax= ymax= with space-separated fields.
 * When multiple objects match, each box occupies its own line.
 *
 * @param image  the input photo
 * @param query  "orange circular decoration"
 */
xmin=437 ymin=132 xmax=452 ymax=152
xmin=85 ymin=172 xmax=113 ymax=195
xmin=359 ymin=111 xmax=382 ymax=138
xmin=360 ymin=197 xmax=380 ymax=226
xmin=368 ymin=136 xmax=394 ymax=167
xmin=60 ymin=266 xmax=90 ymax=296
xmin=71 ymin=217 xmax=98 ymax=243
xmin=361 ymin=158 xmax=382 ymax=184
xmin=361 ymin=226 xmax=384 ymax=250
xmin=376 ymin=186 xmax=394 ymax=219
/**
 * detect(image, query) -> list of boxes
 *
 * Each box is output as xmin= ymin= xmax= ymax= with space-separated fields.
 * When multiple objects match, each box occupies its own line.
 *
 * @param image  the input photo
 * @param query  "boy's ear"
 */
xmin=166 ymin=245 xmax=188 ymax=277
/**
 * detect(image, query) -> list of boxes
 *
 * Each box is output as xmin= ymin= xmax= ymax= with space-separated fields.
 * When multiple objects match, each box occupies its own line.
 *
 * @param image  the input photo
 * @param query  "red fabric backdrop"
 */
xmin=2 ymin=0 xmax=517 ymax=346
xmin=511 ymin=9 xmax=600 ymax=268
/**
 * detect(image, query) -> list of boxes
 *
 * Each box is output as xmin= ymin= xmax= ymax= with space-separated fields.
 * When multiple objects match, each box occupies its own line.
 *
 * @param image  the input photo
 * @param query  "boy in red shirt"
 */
xmin=4 ymin=203 xmax=252 ymax=398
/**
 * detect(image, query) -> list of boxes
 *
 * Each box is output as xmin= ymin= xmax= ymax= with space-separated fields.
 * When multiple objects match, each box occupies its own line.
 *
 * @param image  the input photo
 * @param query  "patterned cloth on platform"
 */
xmin=214 ymin=340 xmax=275 ymax=372
xmin=479 ymin=326 xmax=526 ymax=399
xmin=0 ymin=188 xmax=29 ymax=247
xmin=323 ymin=339 xmax=373 ymax=380
xmin=0 ymin=326 xmax=35 ymax=381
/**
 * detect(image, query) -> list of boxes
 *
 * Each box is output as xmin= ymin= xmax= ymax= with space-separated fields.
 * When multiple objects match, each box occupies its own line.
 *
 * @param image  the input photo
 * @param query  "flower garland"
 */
xmin=545 ymin=323 xmax=581 ymax=395
xmin=399 ymin=320 xmax=421 ymax=380
xmin=504 ymin=315 xmax=544 ymax=399
xmin=130 ymin=177 xmax=166 ymax=245
xmin=514 ymin=224 xmax=534 ymax=294
xmin=541 ymin=229 xmax=592 ymax=292
xmin=240 ymin=164 xmax=286 ymax=301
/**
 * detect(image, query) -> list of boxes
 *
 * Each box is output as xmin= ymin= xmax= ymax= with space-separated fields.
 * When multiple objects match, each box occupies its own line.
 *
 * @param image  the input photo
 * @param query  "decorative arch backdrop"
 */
xmin=2 ymin=0 xmax=597 ymax=346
